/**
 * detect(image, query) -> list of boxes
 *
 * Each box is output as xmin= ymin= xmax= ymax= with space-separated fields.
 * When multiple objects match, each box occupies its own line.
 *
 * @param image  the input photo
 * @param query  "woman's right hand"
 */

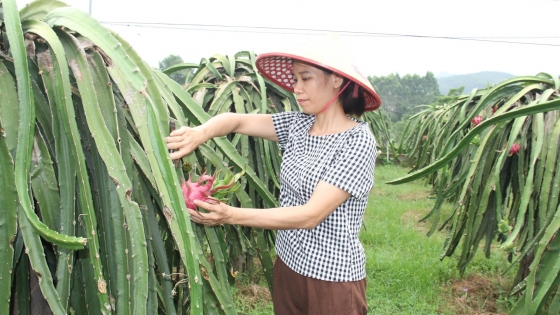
xmin=166 ymin=126 xmax=207 ymax=160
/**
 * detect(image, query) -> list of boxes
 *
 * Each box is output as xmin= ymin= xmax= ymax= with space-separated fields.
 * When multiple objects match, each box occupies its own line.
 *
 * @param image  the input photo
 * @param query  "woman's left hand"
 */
xmin=188 ymin=200 xmax=232 ymax=226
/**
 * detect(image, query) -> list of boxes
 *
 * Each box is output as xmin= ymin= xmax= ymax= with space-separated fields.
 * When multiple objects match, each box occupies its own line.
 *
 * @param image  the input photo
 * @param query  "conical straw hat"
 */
xmin=256 ymin=33 xmax=381 ymax=111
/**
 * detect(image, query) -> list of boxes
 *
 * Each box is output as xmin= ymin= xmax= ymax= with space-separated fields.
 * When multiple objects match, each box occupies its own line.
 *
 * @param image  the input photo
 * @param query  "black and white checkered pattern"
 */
xmin=272 ymin=111 xmax=377 ymax=282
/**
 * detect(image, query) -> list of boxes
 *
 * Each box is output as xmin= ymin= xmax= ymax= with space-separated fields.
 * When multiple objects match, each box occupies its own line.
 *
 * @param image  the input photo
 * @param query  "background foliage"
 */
xmin=368 ymin=72 xmax=440 ymax=122
xmin=158 ymin=54 xmax=193 ymax=85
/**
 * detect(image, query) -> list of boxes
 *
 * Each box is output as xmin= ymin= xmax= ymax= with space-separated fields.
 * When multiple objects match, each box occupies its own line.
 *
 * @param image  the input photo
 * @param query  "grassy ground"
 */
xmin=234 ymin=165 xmax=515 ymax=314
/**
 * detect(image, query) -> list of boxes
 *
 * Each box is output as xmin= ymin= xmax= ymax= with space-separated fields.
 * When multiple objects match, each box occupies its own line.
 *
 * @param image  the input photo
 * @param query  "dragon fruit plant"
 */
xmin=390 ymin=71 xmax=560 ymax=315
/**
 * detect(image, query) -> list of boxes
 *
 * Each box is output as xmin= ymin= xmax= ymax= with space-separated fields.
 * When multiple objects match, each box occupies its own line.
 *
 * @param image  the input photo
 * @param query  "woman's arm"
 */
xmin=189 ymin=181 xmax=351 ymax=230
xmin=166 ymin=112 xmax=276 ymax=159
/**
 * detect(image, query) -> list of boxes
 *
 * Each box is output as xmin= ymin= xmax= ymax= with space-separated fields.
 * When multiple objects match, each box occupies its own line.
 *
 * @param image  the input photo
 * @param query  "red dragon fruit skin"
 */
xmin=180 ymin=171 xmax=235 ymax=210
xmin=471 ymin=116 xmax=483 ymax=126
xmin=509 ymin=143 xmax=521 ymax=155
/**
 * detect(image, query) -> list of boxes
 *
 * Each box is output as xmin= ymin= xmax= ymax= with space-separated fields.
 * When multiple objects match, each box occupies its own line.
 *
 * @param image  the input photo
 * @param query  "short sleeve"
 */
xmin=272 ymin=111 xmax=300 ymax=151
xmin=322 ymin=128 xmax=377 ymax=200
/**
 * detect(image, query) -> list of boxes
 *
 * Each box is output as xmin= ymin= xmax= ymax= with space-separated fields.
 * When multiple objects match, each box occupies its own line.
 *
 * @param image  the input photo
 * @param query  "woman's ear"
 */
xmin=332 ymin=74 xmax=344 ymax=89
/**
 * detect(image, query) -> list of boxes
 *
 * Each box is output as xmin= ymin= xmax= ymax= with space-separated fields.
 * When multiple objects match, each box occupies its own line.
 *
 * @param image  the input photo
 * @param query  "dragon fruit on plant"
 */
xmin=471 ymin=115 xmax=483 ymax=126
xmin=509 ymin=143 xmax=521 ymax=156
xmin=180 ymin=169 xmax=243 ymax=210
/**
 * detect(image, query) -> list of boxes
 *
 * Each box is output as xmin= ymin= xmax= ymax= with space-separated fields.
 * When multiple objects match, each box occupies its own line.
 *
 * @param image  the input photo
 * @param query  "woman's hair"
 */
xmin=339 ymin=79 xmax=366 ymax=117
xmin=321 ymin=69 xmax=366 ymax=117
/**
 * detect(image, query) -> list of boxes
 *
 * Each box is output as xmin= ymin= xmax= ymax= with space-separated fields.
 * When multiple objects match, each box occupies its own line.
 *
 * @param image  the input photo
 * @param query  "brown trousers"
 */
xmin=272 ymin=257 xmax=368 ymax=315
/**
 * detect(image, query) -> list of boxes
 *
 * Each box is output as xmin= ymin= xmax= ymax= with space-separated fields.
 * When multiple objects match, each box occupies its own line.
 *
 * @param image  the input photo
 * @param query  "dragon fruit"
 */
xmin=471 ymin=116 xmax=483 ymax=126
xmin=509 ymin=143 xmax=521 ymax=156
xmin=181 ymin=170 xmax=242 ymax=210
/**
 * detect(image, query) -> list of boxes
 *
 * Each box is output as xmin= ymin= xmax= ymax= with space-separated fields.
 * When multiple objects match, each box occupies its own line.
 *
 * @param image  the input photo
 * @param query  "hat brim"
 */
xmin=256 ymin=52 xmax=381 ymax=111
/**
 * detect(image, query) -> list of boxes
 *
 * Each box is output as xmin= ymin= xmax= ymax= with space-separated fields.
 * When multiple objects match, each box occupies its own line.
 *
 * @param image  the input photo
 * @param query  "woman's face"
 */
xmin=292 ymin=62 xmax=341 ymax=114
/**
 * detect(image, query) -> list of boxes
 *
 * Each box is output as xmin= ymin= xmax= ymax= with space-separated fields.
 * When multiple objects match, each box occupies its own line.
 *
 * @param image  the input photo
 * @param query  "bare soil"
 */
xmin=234 ymin=282 xmax=272 ymax=313
xmin=439 ymin=273 xmax=511 ymax=315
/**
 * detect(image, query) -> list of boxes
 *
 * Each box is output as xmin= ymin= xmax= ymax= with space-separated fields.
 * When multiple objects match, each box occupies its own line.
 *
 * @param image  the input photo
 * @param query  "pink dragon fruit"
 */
xmin=181 ymin=170 xmax=240 ymax=210
xmin=509 ymin=143 xmax=521 ymax=156
xmin=471 ymin=116 xmax=483 ymax=126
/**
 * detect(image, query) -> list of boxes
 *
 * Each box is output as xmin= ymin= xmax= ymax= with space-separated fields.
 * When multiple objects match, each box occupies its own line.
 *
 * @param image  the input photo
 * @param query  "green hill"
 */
xmin=437 ymin=71 xmax=515 ymax=95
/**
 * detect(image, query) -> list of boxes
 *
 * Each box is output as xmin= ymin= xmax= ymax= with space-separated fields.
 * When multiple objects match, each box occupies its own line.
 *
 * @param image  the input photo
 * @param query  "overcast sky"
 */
xmin=15 ymin=0 xmax=560 ymax=78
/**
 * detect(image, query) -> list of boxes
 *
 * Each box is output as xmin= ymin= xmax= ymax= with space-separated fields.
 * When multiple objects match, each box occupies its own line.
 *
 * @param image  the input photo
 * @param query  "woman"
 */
xmin=166 ymin=34 xmax=381 ymax=315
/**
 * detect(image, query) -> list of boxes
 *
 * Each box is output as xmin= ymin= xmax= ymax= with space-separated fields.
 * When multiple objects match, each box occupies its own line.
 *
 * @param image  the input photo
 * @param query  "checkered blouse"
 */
xmin=272 ymin=111 xmax=377 ymax=282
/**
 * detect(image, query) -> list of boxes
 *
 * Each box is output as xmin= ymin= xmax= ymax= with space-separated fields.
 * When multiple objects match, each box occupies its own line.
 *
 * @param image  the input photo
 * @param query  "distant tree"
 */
xmin=369 ymin=72 xmax=440 ymax=121
xmin=434 ymin=86 xmax=464 ymax=106
xmin=159 ymin=54 xmax=189 ymax=85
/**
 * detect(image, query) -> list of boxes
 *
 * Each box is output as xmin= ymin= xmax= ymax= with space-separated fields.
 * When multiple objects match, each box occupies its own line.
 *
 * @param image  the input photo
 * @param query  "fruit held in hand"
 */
xmin=181 ymin=170 xmax=242 ymax=209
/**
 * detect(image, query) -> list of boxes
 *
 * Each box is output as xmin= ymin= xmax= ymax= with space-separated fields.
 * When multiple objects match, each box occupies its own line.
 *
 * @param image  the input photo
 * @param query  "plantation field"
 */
xmin=235 ymin=165 xmax=515 ymax=315
xmin=2 ymin=1 xmax=558 ymax=312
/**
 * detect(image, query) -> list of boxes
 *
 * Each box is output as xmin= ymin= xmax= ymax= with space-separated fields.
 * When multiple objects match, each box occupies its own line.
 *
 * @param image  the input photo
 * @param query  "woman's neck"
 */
xmin=310 ymin=106 xmax=358 ymax=136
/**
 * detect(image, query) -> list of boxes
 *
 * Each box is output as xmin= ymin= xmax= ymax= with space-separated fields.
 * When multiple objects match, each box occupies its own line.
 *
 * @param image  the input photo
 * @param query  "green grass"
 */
xmin=234 ymin=165 xmax=514 ymax=314
xmin=360 ymin=166 xmax=507 ymax=315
